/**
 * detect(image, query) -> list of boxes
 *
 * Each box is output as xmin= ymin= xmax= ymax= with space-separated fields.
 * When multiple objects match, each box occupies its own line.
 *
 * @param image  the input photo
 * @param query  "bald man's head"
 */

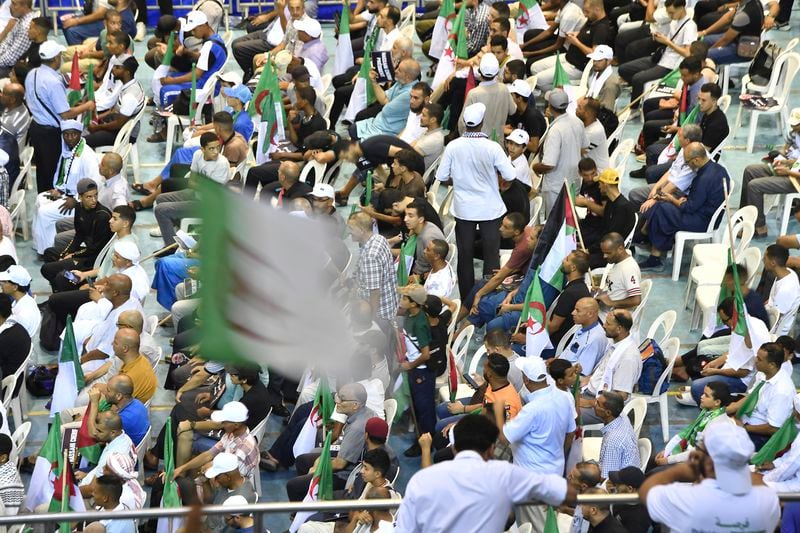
xmin=106 ymin=274 xmax=132 ymax=299
xmin=113 ymin=327 xmax=141 ymax=357
xmin=397 ymin=59 xmax=421 ymax=84
xmin=95 ymin=411 xmax=123 ymax=442
xmin=572 ymin=297 xmax=600 ymax=327
xmin=108 ymin=374 xmax=134 ymax=398
xmin=117 ymin=310 xmax=144 ymax=333
xmin=101 ymin=153 xmax=124 ymax=176
xmin=2 ymin=83 xmax=24 ymax=105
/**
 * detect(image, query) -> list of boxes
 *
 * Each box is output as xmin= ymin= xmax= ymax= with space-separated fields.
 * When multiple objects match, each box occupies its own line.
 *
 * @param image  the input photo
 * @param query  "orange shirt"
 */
xmin=121 ymin=354 xmax=156 ymax=403
xmin=484 ymin=382 xmax=522 ymax=421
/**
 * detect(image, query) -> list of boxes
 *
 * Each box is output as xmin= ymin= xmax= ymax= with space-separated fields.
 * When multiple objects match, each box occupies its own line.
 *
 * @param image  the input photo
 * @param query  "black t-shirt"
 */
xmin=297 ymin=113 xmax=328 ymax=150
xmin=27 ymin=42 xmax=41 ymax=67
xmin=613 ymin=503 xmax=653 ymax=533
xmin=0 ymin=322 xmax=30 ymax=380
xmin=732 ymin=0 xmax=763 ymax=38
xmin=700 ymin=108 xmax=729 ymax=154
xmin=565 ymin=17 xmax=615 ymax=71
xmin=551 ymin=278 xmax=591 ymax=346
xmin=239 ymin=381 xmax=273 ymax=432
xmin=357 ymin=135 xmax=416 ymax=173
xmin=602 ymin=195 xmax=637 ymax=242
xmin=427 ymin=309 xmax=452 ymax=375
xmin=507 ymin=105 xmax=547 ymax=141
xmin=579 ymin=181 xmax=604 ymax=231
xmin=501 ymin=180 xmax=530 ymax=222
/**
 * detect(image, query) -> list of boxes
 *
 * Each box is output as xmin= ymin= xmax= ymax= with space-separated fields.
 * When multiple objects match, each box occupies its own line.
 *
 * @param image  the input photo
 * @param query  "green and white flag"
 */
xmin=516 ymin=0 xmax=547 ymax=33
xmin=22 ymin=417 xmax=62 ymax=512
xmin=343 ymin=32 xmax=378 ymax=123
xmin=198 ymin=180 xmax=350 ymax=378
xmin=429 ymin=0 xmax=455 ymax=58
xmin=157 ymin=418 xmax=183 ymax=533
xmin=290 ymin=432 xmax=334 ymax=532
xmin=334 ymin=1 xmax=355 ymax=75
xmin=431 ymin=0 xmax=467 ymax=91
xmin=50 ymin=316 xmax=85 ymax=418
xmin=254 ymin=59 xmax=287 ymax=165
xmin=553 ymin=52 xmax=576 ymax=114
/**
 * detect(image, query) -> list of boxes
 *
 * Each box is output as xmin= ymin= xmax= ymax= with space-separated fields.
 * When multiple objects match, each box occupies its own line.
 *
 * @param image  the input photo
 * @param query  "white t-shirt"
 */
xmin=659 ymin=15 xmax=698 ymax=69
xmin=602 ymin=256 xmax=641 ymax=312
xmin=99 ymin=173 xmax=129 ymax=209
xmin=555 ymin=2 xmax=587 ymax=42
xmin=424 ymin=262 xmax=457 ymax=298
xmin=646 ymin=479 xmax=780 ymax=533
xmin=511 ymin=154 xmax=532 ymax=187
xmin=11 ymin=293 xmax=40 ymax=338
xmin=768 ymin=269 xmax=800 ymax=316
xmin=190 ymin=150 xmax=230 ymax=184
xmin=584 ymin=120 xmax=609 ymax=171
xmin=0 ymin=235 xmax=17 ymax=263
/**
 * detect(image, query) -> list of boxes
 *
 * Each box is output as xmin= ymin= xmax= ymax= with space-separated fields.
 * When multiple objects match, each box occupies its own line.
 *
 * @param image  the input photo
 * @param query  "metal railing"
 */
xmin=6 ymin=493 xmax=800 ymax=529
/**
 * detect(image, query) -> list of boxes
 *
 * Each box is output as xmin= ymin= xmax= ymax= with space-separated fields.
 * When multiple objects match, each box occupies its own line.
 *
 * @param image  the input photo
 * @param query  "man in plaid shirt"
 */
xmin=0 ymin=0 xmax=35 ymax=78
xmin=596 ymin=391 xmax=640 ymax=477
xmin=348 ymin=211 xmax=399 ymax=323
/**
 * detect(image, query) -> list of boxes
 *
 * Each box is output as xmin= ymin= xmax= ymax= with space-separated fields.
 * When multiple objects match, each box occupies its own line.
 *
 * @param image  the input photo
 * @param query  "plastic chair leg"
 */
xmin=672 ymin=239 xmax=685 ymax=281
xmin=659 ymin=395 xmax=669 ymax=442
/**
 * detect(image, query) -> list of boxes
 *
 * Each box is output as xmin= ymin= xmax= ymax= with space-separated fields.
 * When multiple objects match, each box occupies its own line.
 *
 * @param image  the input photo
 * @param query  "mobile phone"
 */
xmin=462 ymin=372 xmax=480 ymax=389
xmin=63 ymin=271 xmax=80 ymax=284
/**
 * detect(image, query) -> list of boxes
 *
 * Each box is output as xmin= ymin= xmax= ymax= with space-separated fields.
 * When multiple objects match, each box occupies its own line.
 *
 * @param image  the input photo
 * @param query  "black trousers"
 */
xmin=245 ymin=162 xmax=281 ymax=194
xmin=287 ymin=452 xmax=347 ymax=501
xmin=409 ymin=367 xmax=436 ymax=434
xmin=455 ymin=216 xmax=503 ymax=300
xmin=47 ymin=289 xmax=92 ymax=325
xmin=232 ymin=31 xmax=272 ymax=81
xmin=268 ymin=401 xmax=313 ymax=468
xmin=84 ymin=129 xmax=119 ymax=149
xmin=132 ymin=0 xmax=146 ymax=23
xmin=30 ymin=122 xmax=62 ymax=193
xmin=328 ymin=66 xmax=359 ymax=127
xmin=40 ymin=256 xmax=93 ymax=290
xmin=615 ymin=24 xmax=650 ymax=64
xmin=778 ymin=0 xmax=794 ymax=23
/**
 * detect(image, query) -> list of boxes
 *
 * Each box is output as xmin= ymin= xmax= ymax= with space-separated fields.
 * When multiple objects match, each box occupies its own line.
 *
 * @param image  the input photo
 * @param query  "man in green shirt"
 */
xmin=400 ymin=286 xmax=435 ymax=457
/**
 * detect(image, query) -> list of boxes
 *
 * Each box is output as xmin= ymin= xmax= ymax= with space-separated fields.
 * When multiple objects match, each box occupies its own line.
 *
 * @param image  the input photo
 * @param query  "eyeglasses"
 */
xmin=335 ymin=394 xmax=356 ymax=403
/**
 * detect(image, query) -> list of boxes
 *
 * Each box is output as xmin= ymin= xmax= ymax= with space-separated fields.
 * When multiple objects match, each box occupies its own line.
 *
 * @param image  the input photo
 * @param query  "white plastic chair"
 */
xmin=299 ymin=160 xmax=327 ymax=184
xmin=1 ymin=351 xmax=30 ymax=429
xmin=780 ymin=192 xmax=800 ymax=236
xmin=164 ymin=72 xmax=221 ymax=164
xmin=384 ymin=399 xmax=397 ymax=435
xmin=322 ymin=160 xmax=342 ymax=186
xmin=9 ymin=146 xmax=33 ymax=198
xmin=645 ymin=311 xmax=676 ymax=347
xmin=443 ymin=219 xmax=455 ymax=244
xmin=529 ymin=196 xmax=543 ymax=226
xmin=95 ymin=105 xmax=147 ymax=182
xmin=609 ymin=138 xmax=635 ymax=176
xmin=439 ymin=188 xmax=455 ymax=219
xmin=439 ymin=345 xmax=487 ymax=402
xmin=743 ymin=52 xmax=800 ymax=153
xmin=8 ymin=420 xmax=31 ymax=467
xmin=446 ymin=298 xmax=461 ymax=340
xmin=422 ymin=155 xmax=442 ymax=189
xmin=450 ymin=325 xmax=474 ymax=370
xmin=146 ymin=315 xmax=159 ymax=337
xmin=136 ymin=426 xmax=152 ymax=480
xmin=717 ymin=94 xmax=731 ymax=114
xmin=608 ymin=108 xmax=631 ymax=148
xmin=526 ymin=74 xmax=538 ymax=94
xmin=670 ymin=179 xmax=734 ymax=281
xmin=8 ymin=190 xmax=27 ymax=241
xmin=624 ymin=213 xmax=639 ymax=248
xmin=319 ymin=73 xmax=333 ymax=94
xmin=631 ymin=279 xmax=653 ymax=333
xmin=638 ymin=437 xmax=652 ymax=471
xmin=632 ymin=337 xmax=679 ymax=442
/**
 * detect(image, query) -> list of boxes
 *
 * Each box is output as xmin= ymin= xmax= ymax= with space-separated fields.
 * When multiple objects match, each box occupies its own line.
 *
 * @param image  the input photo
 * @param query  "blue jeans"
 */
xmin=487 ymin=310 xmax=521 ymax=332
xmin=435 ymin=398 xmax=471 ymax=432
xmin=467 ymin=285 xmax=509 ymax=328
xmin=782 ymin=503 xmax=800 ymax=532
xmin=690 ymin=374 xmax=747 ymax=404
xmin=410 ymin=367 xmax=437 ymax=434
xmin=161 ymin=147 xmax=199 ymax=179
xmin=63 ymin=8 xmax=135 ymax=45
xmin=705 ymin=33 xmax=747 ymax=65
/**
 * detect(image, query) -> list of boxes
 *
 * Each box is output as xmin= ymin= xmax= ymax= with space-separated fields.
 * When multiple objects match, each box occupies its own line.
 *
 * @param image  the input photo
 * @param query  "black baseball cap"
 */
xmin=608 ymin=466 xmax=645 ymax=488
xmin=155 ymin=14 xmax=178 ymax=38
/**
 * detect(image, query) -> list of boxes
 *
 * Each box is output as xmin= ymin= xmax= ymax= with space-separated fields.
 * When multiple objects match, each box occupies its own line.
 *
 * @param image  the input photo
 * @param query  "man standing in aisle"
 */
xmin=26 ymin=40 xmax=96 ymax=192
xmin=434 ymin=102 xmax=516 ymax=299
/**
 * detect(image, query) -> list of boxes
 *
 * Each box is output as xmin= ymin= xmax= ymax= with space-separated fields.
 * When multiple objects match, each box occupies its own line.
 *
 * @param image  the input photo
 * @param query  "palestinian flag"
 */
xmin=67 ymin=53 xmax=82 ymax=107
xmin=520 ymin=266 xmax=552 ymax=357
xmin=293 ymin=377 xmax=334 ymax=459
xmin=198 ymin=180 xmax=350 ymax=377
xmin=397 ymin=234 xmax=417 ymax=286
xmin=50 ymin=316 xmax=85 ymax=418
xmin=664 ymin=105 xmax=700 ymax=158
xmin=83 ymin=64 xmax=96 ymax=128
xmin=429 ymin=0 xmax=455 ymax=59
xmin=448 ymin=346 xmax=459 ymax=402
xmin=333 ymin=0 xmax=355 ymax=76
xmin=464 ymin=67 xmax=477 ymax=100
xmin=431 ymin=1 xmax=467 ymax=91
xmin=157 ymin=418 xmax=183 ymax=533
xmin=22 ymin=417 xmax=62 ymax=512
xmin=530 ymin=183 xmax=578 ymax=305
xmin=516 ymin=0 xmax=547 ymax=33
xmin=188 ymin=63 xmax=198 ymax=127
xmin=290 ymin=431 xmax=334 ymax=532
xmin=553 ymin=52 xmax=576 ymax=114
xmin=342 ymin=34 xmax=377 ymax=123
xmin=254 ymin=60 xmax=287 ymax=165
xmin=48 ymin=459 xmax=85 ymax=533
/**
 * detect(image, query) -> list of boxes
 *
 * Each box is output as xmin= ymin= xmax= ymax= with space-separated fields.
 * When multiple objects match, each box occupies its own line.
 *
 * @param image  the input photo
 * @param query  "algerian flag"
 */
xmin=188 ymin=62 xmax=198 ymax=127
xmin=521 ymin=267 xmax=552 ymax=357
xmin=22 ymin=417 xmax=62 ymax=512
xmin=157 ymin=418 xmax=183 ymax=533
xmin=248 ymin=56 xmax=270 ymax=118
xmin=293 ymin=377 xmax=334 ymax=459
xmin=67 ymin=53 xmax=82 ymax=107
xmin=544 ymin=506 xmax=559 ymax=533
xmin=152 ymin=31 xmax=175 ymax=106
xmin=50 ymin=316 xmax=85 ymax=418
xmin=516 ymin=0 xmax=547 ymax=33
xmin=198 ymin=180 xmax=350 ymax=378
xmin=76 ymin=399 xmax=111 ymax=465
xmin=430 ymin=0 xmax=455 ymax=59
xmin=660 ymin=66 xmax=681 ymax=89
xmin=48 ymin=459 xmax=85 ymax=532
xmin=537 ymin=183 xmax=578 ymax=301
xmin=565 ymin=377 xmax=583 ymax=472
xmin=397 ymin=234 xmax=417 ymax=286
xmin=342 ymin=34 xmax=377 ymax=124
xmin=432 ymin=1 xmax=467 ymax=91
xmin=728 ymin=250 xmax=770 ymax=372
xmin=255 ymin=60 xmax=287 ymax=165
xmin=290 ymin=432 xmax=334 ymax=532
xmin=553 ymin=52 xmax=576 ymax=114
xmin=663 ymin=105 xmax=700 ymax=161
xmin=333 ymin=1 xmax=355 ymax=76
xmin=751 ymin=416 xmax=799 ymax=466
xmin=83 ymin=64 xmax=96 ymax=128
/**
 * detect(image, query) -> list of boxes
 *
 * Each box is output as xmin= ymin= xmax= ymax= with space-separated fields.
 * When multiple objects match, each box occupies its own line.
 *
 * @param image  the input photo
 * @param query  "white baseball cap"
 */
xmin=309 ymin=183 xmax=335 ymax=200
xmin=701 ymin=418 xmax=755 ymax=495
xmin=210 ymin=401 xmax=249 ymax=424
xmin=182 ymin=10 xmax=209 ymax=32
xmin=0 ymin=265 xmax=31 ymax=286
xmin=587 ymin=45 xmax=614 ymax=61
xmin=463 ymin=102 xmax=486 ymax=127
xmin=515 ymin=356 xmax=547 ymax=382
xmin=204 ymin=452 xmax=239 ymax=479
xmin=508 ymin=79 xmax=532 ymax=99
xmin=506 ymin=128 xmax=530 ymax=146
xmin=39 ymin=40 xmax=66 ymax=60
xmin=114 ymin=241 xmax=140 ymax=263
xmin=294 ymin=18 xmax=322 ymax=38
xmin=222 ymin=494 xmax=251 ymax=515
xmin=479 ymin=53 xmax=500 ymax=78
xmin=219 ymin=70 xmax=244 ymax=85
xmin=790 ymin=108 xmax=800 ymax=127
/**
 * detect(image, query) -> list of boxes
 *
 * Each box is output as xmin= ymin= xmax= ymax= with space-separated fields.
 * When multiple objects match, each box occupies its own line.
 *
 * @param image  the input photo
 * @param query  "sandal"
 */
xmin=131 ymin=183 xmax=151 ymax=195
xmin=130 ymin=200 xmax=146 ymax=211
xmin=147 ymin=130 xmax=167 ymax=143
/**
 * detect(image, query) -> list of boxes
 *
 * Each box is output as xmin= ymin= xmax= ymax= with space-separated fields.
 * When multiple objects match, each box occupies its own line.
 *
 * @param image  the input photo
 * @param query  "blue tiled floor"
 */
xmin=11 ymin=17 xmax=800 ymax=532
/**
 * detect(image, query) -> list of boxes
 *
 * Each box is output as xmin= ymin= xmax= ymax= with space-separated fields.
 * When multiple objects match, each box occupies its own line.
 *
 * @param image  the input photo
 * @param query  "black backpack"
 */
xmin=747 ymin=41 xmax=782 ymax=86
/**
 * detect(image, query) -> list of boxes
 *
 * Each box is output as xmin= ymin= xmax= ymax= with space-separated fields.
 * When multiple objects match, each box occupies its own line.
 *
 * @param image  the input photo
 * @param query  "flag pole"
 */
xmin=60 ymin=450 xmax=69 ymax=514
xmin=722 ymin=177 xmax=737 ymax=264
xmin=618 ymin=82 xmax=663 ymax=116
xmin=564 ymin=177 xmax=587 ymax=252
xmin=139 ymin=243 xmax=179 ymax=263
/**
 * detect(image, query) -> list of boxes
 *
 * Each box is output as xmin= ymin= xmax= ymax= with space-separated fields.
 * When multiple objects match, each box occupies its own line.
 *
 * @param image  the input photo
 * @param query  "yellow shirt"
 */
xmin=121 ymin=355 xmax=156 ymax=403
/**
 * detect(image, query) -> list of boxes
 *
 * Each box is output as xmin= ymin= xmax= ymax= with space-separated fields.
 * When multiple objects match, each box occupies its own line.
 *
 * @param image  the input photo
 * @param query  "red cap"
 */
xmin=365 ymin=417 xmax=389 ymax=440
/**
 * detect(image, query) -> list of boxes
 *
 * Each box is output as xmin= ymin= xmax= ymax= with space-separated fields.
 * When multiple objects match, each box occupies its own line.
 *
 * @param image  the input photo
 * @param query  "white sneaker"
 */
xmin=675 ymin=392 xmax=698 ymax=407
xmin=135 ymin=22 xmax=146 ymax=41
xmin=150 ymin=227 xmax=162 ymax=237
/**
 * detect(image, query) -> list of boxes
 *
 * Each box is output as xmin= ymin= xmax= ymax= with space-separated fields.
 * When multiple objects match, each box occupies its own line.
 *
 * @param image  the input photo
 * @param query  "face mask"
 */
xmin=224 ymin=105 xmax=234 ymax=115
